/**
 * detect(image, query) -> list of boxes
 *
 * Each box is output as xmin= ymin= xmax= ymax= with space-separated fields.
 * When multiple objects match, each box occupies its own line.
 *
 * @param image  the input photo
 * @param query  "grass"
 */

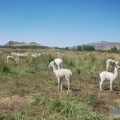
xmin=1 ymin=94 xmax=108 ymax=120
xmin=0 ymin=48 xmax=120 ymax=119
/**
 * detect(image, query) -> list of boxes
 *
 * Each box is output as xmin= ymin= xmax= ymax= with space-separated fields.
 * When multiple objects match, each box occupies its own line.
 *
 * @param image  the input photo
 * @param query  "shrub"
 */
xmin=0 ymin=57 xmax=10 ymax=73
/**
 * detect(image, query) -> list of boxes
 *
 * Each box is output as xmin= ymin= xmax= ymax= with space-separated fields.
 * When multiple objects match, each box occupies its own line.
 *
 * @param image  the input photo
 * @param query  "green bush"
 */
xmin=0 ymin=57 xmax=10 ymax=73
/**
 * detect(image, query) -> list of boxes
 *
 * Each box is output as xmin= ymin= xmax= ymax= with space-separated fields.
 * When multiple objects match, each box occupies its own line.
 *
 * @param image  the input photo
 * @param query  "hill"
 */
xmin=3 ymin=41 xmax=42 ymax=46
xmin=2 ymin=40 xmax=120 ymax=50
xmin=86 ymin=41 xmax=120 ymax=50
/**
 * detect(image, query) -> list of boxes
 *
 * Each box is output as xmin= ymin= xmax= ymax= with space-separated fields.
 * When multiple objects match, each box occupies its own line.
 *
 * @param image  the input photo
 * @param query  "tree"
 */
xmin=82 ymin=45 xmax=95 ymax=51
xmin=77 ymin=45 xmax=82 ymax=51
xmin=66 ymin=47 xmax=68 ymax=50
xmin=111 ymin=46 xmax=118 ymax=53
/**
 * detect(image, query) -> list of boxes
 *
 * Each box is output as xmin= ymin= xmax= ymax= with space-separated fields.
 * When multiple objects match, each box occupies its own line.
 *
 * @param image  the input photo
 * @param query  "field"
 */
xmin=0 ymin=48 xmax=120 ymax=120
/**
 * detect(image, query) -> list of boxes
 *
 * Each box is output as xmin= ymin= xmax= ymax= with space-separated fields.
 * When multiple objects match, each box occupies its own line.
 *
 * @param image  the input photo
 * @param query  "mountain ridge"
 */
xmin=3 ymin=41 xmax=42 ymax=46
xmin=86 ymin=41 xmax=120 ymax=50
xmin=2 ymin=40 xmax=120 ymax=50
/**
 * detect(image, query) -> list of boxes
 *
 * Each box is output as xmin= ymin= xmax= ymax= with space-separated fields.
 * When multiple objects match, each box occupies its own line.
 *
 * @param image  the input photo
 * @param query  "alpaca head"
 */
xmin=49 ymin=61 xmax=57 ymax=68
xmin=115 ymin=65 xmax=120 ymax=71
xmin=115 ymin=61 xmax=119 ymax=65
xmin=49 ymin=61 xmax=54 ymax=67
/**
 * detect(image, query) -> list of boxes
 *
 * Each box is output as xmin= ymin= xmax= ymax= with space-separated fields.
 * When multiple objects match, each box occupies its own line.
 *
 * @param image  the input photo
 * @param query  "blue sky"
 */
xmin=0 ymin=0 xmax=120 ymax=47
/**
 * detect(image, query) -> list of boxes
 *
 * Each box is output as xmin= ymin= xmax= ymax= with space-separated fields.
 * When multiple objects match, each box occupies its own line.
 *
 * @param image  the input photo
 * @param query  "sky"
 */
xmin=0 ymin=0 xmax=120 ymax=47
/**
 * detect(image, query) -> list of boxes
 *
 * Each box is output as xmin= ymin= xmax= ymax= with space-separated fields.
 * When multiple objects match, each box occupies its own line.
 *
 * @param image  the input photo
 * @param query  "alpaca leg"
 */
xmin=58 ymin=78 xmax=61 ymax=90
xmin=60 ymin=80 xmax=63 ymax=90
xmin=110 ymin=81 xmax=113 ymax=91
xmin=7 ymin=59 xmax=9 ymax=63
xmin=100 ymin=79 xmax=104 ymax=91
xmin=66 ymin=77 xmax=71 ymax=92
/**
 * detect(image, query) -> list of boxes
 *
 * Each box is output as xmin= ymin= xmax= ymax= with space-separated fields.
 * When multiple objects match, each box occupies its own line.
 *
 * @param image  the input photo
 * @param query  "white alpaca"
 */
xmin=54 ymin=58 xmax=63 ymax=69
xmin=7 ymin=56 xmax=19 ymax=63
xmin=49 ymin=61 xmax=72 ymax=92
xmin=100 ymin=65 xmax=120 ymax=91
xmin=31 ymin=53 xmax=41 ymax=58
xmin=106 ymin=59 xmax=118 ymax=71
xmin=11 ymin=52 xmax=19 ymax=56
xmin=17 ymin=52 xmax=28 ymax=58
xmin=31 ymin=53 xmax=37 ymax=58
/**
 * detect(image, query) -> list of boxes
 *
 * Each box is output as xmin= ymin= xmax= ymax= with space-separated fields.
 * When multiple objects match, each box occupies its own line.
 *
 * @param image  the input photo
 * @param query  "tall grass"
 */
xmin=0 ymin=57 xmax=10 ymax=73
xmin=3 ymin=94 xmax=108 ymax=120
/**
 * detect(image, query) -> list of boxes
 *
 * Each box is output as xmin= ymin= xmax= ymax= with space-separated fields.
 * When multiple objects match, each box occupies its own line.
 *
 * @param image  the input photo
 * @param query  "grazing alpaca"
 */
xmin=7 ymin=55 xmax=19 ymax=63
xmin=49 ymin=61 xmax=72 ymax=92
xmin=100 ymin=65 xmax=120 ymax=91
xmin=31 ymin=53 xmax=41 ymax=58
xmin=11 ymin=52 xmax=19 ymax=56
xmin=17 ymin=52 xmax=28 ymax=58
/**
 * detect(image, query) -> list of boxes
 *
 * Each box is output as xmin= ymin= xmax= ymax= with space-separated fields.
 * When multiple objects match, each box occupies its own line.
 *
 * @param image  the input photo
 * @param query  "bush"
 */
xmin=0 ymin=57 xmax=10 ymax=73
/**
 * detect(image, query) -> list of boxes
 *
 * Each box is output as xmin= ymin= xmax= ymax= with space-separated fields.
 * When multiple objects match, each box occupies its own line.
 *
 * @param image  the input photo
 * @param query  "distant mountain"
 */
xmin=4 ymin=41 xmax=42 ymax=46
xmin=3 ymin=40 xmax=120 ymax=50
xmin=29 ymin=42 xmax=42 ymax=46
xmin=69 ymin=41 xmax=120 ymax=50
xmin=86 ymin=41 xmax=120 ymax=50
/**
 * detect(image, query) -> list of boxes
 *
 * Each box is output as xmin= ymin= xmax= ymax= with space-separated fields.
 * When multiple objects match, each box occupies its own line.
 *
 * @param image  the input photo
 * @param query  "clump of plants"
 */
xmin=2 ymin=94 xmax=108 ymax=120
xmin=0 ymin=57 xmax=10 ymax=73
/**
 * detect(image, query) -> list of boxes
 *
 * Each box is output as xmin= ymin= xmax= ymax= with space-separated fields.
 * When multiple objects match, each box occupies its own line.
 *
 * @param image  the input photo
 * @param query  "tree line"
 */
xmin=76 ymin=45 xmax=95 ymax=51
xmin=0 ymin=45 xmax=120 ymax=53
xmin=65 ymin=45 xmax=120 ymax=53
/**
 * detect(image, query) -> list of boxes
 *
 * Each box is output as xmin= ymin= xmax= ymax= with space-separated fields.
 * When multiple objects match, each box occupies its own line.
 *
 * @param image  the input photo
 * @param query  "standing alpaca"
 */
xmin=49 ymin=61 xmax=72 ymax=92
xmin=100 ymin=65 xmax=120 ymax=91
xmin=106 ymin=59 xmax=118 ymax=71
xmin=54 ymin=58 xmax=63 ymax=69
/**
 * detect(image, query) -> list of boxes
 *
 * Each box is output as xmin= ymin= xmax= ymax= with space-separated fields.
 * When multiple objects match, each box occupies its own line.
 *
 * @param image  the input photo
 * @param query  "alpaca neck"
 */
xmin=52 ymin=65 xmax=58 ymax=73
xmin=113 ymin=67 xmax=118 ymax=80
